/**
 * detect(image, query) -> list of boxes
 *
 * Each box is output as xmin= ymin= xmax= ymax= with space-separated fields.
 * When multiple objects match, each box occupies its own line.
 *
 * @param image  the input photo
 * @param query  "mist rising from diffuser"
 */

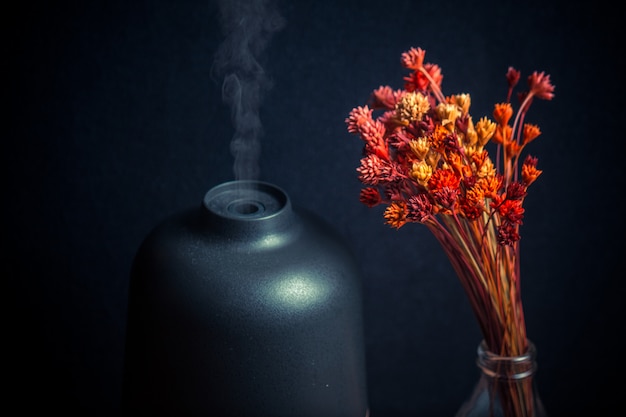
xmin=213 ymin=0 xmax=285 ymax=182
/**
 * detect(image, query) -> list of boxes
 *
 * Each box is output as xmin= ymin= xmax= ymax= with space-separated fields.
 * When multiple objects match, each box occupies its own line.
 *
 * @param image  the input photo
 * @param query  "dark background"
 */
xmin=7 ymin=0 xmax=624 ymax=415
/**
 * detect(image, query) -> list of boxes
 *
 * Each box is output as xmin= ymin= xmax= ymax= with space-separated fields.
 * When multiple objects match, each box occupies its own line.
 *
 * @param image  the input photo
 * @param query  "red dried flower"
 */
xmin=359 ymin=119 xmax=390 ymax=160
xmin=497 ymin=199 xmax=525 ymax=225
xmin=459 ymin=197 xmax=484 ymax=220
xmin=517 ymin=91 xmax=533 ymax=113
xmin=359 ymin=187 xmax=382 ymax=207
xmin=345 ymin=106 xmax=373 ymax=134
xmin=432 ymin=186 xmax=460 ymax=210
xmin=403 ymin=71 xmax=430 ymax=92
xmin=506 ymin=67 xmax=521 ymax=89
xmin=406 ymin=194 xmax=433 ymax=222
xmin=357 ymin=154 xmax=392 ymax=185
xmin=401 ymin=47 xmax=426 ymax=70
xmin=528 ymin=71 xmax=555 ymax=101
xmin=383 ymin=183 xmax=404 ymax=202
xmin=387 ymin=130 xmax=414 ymax=154
xmin=505 ymin=182 xmax=527 ymax=200
xmin=369 ymin=86 xmax=402 ymax=110
xmin=497 ymin=223 xmax=520 ymax=246
xmin=424 ymin=64 xmax=443 ymax=91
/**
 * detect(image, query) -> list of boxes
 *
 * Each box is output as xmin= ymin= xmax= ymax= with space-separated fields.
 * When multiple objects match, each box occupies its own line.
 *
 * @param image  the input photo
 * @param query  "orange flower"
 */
xmin=505 ymin=140 xmax=521 ymax=159
xmin=428 ymin=168 xmax=461 ymax=191
xmin=464 ymin=185 xmax=486 ymax=206
xmin=492 ymin=124 xmax=512 ymax=145
xmin=521 ymin=155 xmax=542 ymax=185
xmin=429 ymin=124 xmax=449 ymax=151
xmin=493 ymin=103 xmax=513 ymax=126
xmin=384 ymin=201 xmax=407 ymax=228
xmin=471 ymin=150 xmax=489 ymax=171
xmin=522 ymin=123 xmax=541 ymax=145
xmin=479 ymin=175 xmax=503 ymax=199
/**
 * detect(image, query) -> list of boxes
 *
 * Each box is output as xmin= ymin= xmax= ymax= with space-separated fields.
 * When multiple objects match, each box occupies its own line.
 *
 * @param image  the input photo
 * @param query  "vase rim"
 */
xmin=477 ymin=340 xmax=537 ymax=380
xmin=478 ymin=340 xmax=536 ymax=360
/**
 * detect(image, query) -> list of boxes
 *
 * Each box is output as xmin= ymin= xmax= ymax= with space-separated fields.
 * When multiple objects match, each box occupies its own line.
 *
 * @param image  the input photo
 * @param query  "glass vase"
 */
xmin=455 ymin=340 xmax=548 ymax=417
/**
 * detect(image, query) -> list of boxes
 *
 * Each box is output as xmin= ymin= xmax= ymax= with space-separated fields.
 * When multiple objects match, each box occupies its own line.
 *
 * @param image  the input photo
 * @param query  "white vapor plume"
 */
xmin=212 ymin=0 xmax=285 ymax=181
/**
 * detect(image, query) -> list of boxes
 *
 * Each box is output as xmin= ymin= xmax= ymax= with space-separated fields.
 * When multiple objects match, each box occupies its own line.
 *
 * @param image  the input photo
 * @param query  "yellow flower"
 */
xmin=463 ymin=146 xmax=477 ymax=163
xmin=436 ymin=102 xmax=460 ymax=131
xmin=395 ymin=92 xmax=430 ymax=123
xmin=463 ymin=117 xmax=478 ymax=146
xmin=475 ymin=117 xmax=497 ymax=147
xmin=425 ymin=149 xmax=441 ymax=169
xmin=451 ymin=93 xmax=471 ymax=116
xmin=410 ymin=160 xmax=433 ymax=186
xmin=409 ymin=137 xmax=430 ymax=160
xmin=477 ymin=157 xmax=496 ymax=178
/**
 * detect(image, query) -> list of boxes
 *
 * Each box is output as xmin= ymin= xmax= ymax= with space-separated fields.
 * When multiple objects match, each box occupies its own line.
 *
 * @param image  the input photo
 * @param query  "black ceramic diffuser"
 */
xmin=121 ymin=180 xmax=369 ymax=416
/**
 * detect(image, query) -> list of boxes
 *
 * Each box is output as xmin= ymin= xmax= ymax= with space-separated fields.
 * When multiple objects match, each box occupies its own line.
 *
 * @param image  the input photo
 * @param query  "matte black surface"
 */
xmin=6 ymin=0 xmax=623 ymax=416
xmin=122 ymin=181 xmax=368 ymax=416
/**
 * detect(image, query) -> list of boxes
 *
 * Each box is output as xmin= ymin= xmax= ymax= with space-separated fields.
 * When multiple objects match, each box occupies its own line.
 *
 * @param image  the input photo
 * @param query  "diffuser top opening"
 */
xmin=203 ymin=180 xmax=289 ymax=221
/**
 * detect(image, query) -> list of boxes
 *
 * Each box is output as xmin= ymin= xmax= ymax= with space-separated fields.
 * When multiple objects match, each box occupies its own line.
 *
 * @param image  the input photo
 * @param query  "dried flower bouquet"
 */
xmin=346 ymin=46 xmax=554 ymax=358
